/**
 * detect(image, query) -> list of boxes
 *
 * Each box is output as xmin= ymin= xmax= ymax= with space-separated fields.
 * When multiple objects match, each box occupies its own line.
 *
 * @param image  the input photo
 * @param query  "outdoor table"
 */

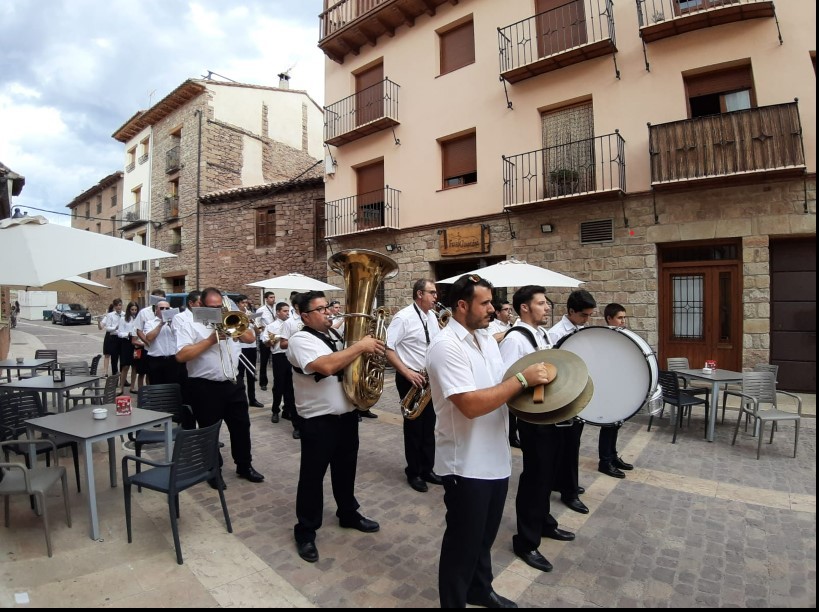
xmin=0 ymin=375 xmax=100 ymax=413
xmin=26 ymin=406 xmax=173 ymax=540
xmin=676 ymin=368 xmax=744 ymax=442
xmin=0 ymin=358 xmax=57 ymax=382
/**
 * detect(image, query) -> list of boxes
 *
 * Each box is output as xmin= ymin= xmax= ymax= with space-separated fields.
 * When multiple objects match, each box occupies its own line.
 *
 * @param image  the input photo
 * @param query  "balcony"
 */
xmin=502 ymin=132 xmax=626 ymax=210
xmin=118 ymin=202 xmax=148 ymax=229
xmin=165 ymin=196 xmax=180 ymax=219
xmin=168 ymin=241 xmax=182 ymax=254
xmin=637 ymin=0 xmax=776 ymax=43
xmin=319 ymin=0 xmax=457 ymax=63
xmin=325 ymin=186 xmax=400 ymax=238
xmin=648 ymin=102 xmax=805 ymax=186
xmin=499 ymin=0 xmax=617 ymax=84
xmin=325 ymin=78 xmax=400 ymax=146
xmin=116 ymin=261 xmax=147 ymax=277
xmin=166 ymin=145 xmax=181 ymax=174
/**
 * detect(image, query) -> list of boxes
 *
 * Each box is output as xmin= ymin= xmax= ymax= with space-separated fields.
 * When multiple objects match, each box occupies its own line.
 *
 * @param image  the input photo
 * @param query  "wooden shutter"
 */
xmin=685 ymin=66 xmax=753 ymax=98
xmin=440 ymin=20 xmax=475 ymax=75
xmin=256 ymin=208 xmax=275 ymax=247
xmin=356 ymin=162 xmax=385 ymax=228
xmin=443 ymin=133 xmax=477 ymax=182
xmin=355 ymin=63 xmax=384 ymax=127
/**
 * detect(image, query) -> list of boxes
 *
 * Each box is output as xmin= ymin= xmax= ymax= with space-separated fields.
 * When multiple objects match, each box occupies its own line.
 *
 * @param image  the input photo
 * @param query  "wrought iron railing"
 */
xmin=637 ymin=0 xmax=770 ymax=28
xmin=166 ymin=145 xmax=180 ymax=173
xmin=116 ymin=261 xmax=147 ymax=276
xmin=498 ymin=0 xmax=615 ymax=74
xmin=324 ymin=78 xmax=400 ymax=144
xmin=325 ymin=186 xmax=400 ymax=237
xmin=648 ymin=102 xmax=804 ymax=184
xmin=165 ymin=196 xmax=180 ymax=219
xmin=119 ymin=202 xmax=147 ymax=227
xmin=502 ymin=132 xmax=626 ymax=208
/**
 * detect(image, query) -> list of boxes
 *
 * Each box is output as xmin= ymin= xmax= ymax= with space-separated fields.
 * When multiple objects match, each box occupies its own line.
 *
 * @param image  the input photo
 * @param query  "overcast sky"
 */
xmin=0 ymin=0 xmax=326 ymax=224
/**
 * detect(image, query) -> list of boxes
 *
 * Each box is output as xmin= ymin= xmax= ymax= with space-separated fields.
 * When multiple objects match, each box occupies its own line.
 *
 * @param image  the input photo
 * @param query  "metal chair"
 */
xmin=0 ymin=438 xmax=72 ymax=557
xmin=65 ymin=374 xmax=119 ymax=410
xmin=647 ymin=370 xmax=710 ymax=443
xmin=122 ymin=420 xmax=232 ymax=564
xmin=727 ymin=371 xmax=802 ymax=459
xmin=666 ymin=357 xmax=712 ymax=411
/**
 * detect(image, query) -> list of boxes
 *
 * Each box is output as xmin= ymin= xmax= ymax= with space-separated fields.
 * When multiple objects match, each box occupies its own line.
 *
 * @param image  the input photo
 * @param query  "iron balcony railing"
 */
xmin=118 ymin=202 xmax=148 ymax=228
xmin=325 ymin=186 xmax=400 ymax=238
xmin=165 ymin=196 xmax=180 ymax=219
xmin=498 ymin=0 xmax=616 ymax=82
xmin=636 ymin=0 xmax=776 ymax=42
xmin=648 ymin=102 xmax=804 ymax=185
xmin=166 ymin=145 xmax=180 ymax=173
xmin=502 ymin=132 xmax=626 ymax=208
xmin=116 ymin=261 xmax=147 ymax=276
xmin=324 ymin=78 xmax=400 ymax=146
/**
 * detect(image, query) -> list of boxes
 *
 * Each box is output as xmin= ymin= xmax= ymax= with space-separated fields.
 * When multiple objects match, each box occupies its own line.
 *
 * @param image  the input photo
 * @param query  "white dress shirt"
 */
xmin=286 ymin=329 xmax=352 ymax=418
xmin=175 ymin=316 xmax=240 ymax=381
xmin=261 ymin=318 xmax=288 ymax=355
xmin=498 ymin=321 xmax=552 ymax=370
xmin=487 ymin=319 xmax=512 ymax=336
xmin=386 ymin=303 xmax=439 ymax=371
xmin=143 ymin=316 xmax=177 ymax=357
xmin=547 ymin=314 xmax=584 ymax=347
xmin=256 ymin=304 xmax=276 ymax=328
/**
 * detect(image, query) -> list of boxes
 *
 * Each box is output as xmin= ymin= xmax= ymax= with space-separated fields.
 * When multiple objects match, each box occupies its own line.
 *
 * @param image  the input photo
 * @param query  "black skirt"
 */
xmin=119 ymin=337 xmax=135 ymax=366
xmin=103 ymin=333 xmax=118 ymax=356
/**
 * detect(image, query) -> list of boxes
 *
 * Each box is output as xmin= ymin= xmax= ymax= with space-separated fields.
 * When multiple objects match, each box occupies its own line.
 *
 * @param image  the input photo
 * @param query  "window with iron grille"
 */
xmin=439 ymin=18 xmax=475 ymax=75
xmin=255 ymin=207 xmax=276 ymax=248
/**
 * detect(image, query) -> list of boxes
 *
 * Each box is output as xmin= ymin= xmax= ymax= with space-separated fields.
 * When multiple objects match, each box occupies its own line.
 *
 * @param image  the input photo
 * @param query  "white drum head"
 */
xmin=556 ymin=326 xmax=658 ymax=425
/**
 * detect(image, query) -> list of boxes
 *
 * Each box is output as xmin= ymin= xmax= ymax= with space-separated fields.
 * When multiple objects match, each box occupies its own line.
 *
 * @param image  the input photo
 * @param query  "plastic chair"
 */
xmin=721 ymin=364 xmax=779 ymax=424
xmin=0 ymin=438 xmax=72 ymax=557
xmin=59 ymin=361 xmax=90 ymax=376
xmin=727 ymin=371 xmax=802 ymax=459
xmin=647 ymin=370 xmax=709 ymax=443
xmin=18 ymin=349 xmax=58 ymax=379
xmin=65 ymin=375 xmax=119 ymax=410
xmin=89 ymin=354 xmax=103 ymax=376
xmin=666 ymin=357 xmax=712 ymax=411
xmin=122 ymin=420 xmax=232 ymax=564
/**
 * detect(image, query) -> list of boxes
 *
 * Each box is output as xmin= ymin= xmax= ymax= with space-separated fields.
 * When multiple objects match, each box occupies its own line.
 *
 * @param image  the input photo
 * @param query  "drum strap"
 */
xmin=503 ymin=326 xmax=539 ymax=350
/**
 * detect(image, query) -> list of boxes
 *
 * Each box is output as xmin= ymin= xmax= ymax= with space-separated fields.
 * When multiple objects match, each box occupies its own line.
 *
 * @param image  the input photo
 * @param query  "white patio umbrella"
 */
xmin=11 ymin=275 xmax=111 ymax=295
xmin=0 ymin=215 xmax=175 ymax=287
xmin=246 ymin=272 xmax=341 ymax=292
xmin=436 ymin=258 xmax=584 ymax=288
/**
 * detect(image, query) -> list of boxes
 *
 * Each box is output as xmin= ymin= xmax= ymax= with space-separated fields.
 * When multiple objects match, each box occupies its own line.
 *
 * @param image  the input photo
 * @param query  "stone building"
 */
xmin=319 ymin=0 xmax=816 ymax=392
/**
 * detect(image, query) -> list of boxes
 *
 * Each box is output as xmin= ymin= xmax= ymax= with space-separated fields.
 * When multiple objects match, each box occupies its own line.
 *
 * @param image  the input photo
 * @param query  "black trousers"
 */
xmin=294 ymin=411 xmax=361 ymax=544
xmin=598 ymin=424 xmax=621 ymax=465
xmin=508 ymin=412 xmax=519 ymax=443
xmin=555 ymin=419 xmax=584 ymax=500
xmin=439 ymin=475 xmax=508 ymax=608
xmin=271 ymin=353 xmax=296 ymax=417
xmin=147 ymin=355 xmax=184 ymax=387
xmin=239 ymin=347 xmax=258 ymax=402
xmin=187 ymin=377 xmax=253 ymax=468
xmin=513 ymin=421 xmax=562 ymax=552
xmin=396 ymin=372 xmax=436 ymax=478
xmin=257 ymin=342 xmax=271 ymax=388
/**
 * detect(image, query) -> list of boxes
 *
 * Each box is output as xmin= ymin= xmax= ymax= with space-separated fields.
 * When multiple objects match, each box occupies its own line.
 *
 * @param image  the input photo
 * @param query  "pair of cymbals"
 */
xmin=503 ymin=349 xmax=593 ymax=425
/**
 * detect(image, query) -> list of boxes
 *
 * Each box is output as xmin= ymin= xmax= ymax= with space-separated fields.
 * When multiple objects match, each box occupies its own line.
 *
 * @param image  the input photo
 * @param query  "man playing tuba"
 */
xmin=385 ymin=278 xmax=443 ymax=493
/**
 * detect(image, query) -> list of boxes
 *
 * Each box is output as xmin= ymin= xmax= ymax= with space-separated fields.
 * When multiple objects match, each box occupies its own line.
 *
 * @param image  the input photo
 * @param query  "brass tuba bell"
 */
xmin=328 ymin=249 xmax=399 ymax=410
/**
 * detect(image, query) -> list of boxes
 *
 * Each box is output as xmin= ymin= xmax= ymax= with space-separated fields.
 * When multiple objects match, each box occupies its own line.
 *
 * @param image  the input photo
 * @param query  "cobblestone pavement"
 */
xmin=1 ymin=322 xmax=815 ymax=607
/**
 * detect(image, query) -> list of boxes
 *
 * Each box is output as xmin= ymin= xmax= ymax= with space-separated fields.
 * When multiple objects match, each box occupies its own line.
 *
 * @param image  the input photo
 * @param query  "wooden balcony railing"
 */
xmin=648 ymin=102 xmax=805 ymax=185
xmin=325 ymin=186 xmax=400 ymax=238
xmin=503 ymin=132 xmax=625 ymax=209
xmin=325 ymin=78 xmax=400 ymax=146
xmin=166 ymin=145 xmax=180 ymax=174
xmin=636 ymin=0 xmax=776 ymax=43
xmin=499 ymin=0 xmax=617 ymax=84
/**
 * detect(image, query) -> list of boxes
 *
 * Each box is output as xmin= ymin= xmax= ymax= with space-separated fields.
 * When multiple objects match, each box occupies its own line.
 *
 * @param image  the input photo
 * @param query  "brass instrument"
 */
xmin=434 ymin=302 xmax=452 ymax=329
xmin=216 ymin=296 xmax=252 ymax=382
xmin=402 ymin=303 xmax=451 ymax=419
xmin=328 ymin=249 xmax=399 ymax=410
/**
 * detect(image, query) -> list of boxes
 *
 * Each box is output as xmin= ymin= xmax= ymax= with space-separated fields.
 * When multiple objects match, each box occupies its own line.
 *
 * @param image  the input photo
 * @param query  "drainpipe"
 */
xmin=195 ymin=108 xmax=203 ymax=288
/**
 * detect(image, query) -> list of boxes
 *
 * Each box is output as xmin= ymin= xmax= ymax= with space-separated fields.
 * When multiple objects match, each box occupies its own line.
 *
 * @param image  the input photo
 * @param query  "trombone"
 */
xmin=212 ymin=296 xmax=256 ymax=382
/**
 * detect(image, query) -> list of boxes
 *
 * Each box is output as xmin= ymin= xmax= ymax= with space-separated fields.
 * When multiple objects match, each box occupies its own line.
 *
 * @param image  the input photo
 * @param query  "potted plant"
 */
xmin=549 ymin=168 xmax=579 ymax=196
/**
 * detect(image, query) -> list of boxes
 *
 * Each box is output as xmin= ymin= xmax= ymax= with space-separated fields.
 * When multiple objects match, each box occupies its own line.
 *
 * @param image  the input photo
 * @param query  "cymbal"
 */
xmin=511 ymin=377 xmax=594 ymax=425
xmin=503 ymin=349 xmax=589 ymax=415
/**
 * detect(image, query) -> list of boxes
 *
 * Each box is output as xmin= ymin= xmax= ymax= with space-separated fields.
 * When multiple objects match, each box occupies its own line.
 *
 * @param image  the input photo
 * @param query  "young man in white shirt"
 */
xmin=488 ymin=300 xmax=513 ymax=341
xmin=255 ymin=291 xmax=277 ymax=391
xmin=261 ymin=302 xmax=295 ymax=423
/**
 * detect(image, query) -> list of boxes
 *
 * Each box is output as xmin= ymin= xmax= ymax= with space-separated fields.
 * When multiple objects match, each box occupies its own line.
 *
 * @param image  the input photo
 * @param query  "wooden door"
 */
xmin=355 ymin=63 xmax=383 ymax=127
xmin=535 ymin=0 xmax=587 ymax=59
xmin=660 ymin=261 xmax=742 ymax=372
xmin=356 ymin=161 xmax=384 ymax=230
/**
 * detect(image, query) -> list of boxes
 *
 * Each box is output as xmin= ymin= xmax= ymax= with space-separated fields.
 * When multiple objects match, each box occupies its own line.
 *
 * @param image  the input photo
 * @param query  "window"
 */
xmin=139 ymin=137 xmax=150 ymax=164
xmin=110 ymin=187 xmax=117 ymax=207
xmin=440 ymin=132 xmax=477 ymax=189
xmin=96 ymin=194 xmax=102 ymax=214
xmin=256 ymin=208 xmax=276 ymax=247
xmin=439 ymin=19 xmax=475 ymax=75
xmin=126 ymin=147 xmax=136 ymax=171
xmin=314 ymin=198 xmax=326 ymax=259
xmin=105 ymin=267 xmax=111 ymax=279
xmin=685 ymin=64 xmax=755 ymax=118
xmin=132 ymin=186 xmax=142 ymax=205
xmin=96 ymin=222 xmax=101 ymax=233
xmin=85 ymin=203 xmax=90 ymax=218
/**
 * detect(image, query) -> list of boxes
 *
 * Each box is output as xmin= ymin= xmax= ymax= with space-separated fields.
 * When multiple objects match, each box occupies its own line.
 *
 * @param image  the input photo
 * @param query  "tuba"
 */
xmin=329 ymin=249 xmax=399 ymax=410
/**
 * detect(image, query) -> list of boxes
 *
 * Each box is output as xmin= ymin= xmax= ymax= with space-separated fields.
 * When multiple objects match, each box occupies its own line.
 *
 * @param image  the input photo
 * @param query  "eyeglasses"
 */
xmin=158 ymin=307 xmax=170 ymax=310
xmin=424 ymin=290 xmax=438 ymax=296
xmin=303 ymin=304 xmax=330 ymax=315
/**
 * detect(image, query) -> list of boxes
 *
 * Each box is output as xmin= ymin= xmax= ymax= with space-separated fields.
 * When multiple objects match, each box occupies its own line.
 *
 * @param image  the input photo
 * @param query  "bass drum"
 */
xmin=555 ymin=326 xmax=659 ymax=426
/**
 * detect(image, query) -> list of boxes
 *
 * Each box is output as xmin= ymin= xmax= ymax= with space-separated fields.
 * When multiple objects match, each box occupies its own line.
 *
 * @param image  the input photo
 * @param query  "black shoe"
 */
xmin=207 ymin=474 xmax=227 ymax=490
xmin=407 ymin=475 xmax=428 ymax=492
xmin=613 ymin=456 xmax=634 ymax=471
xmin=270 ymin=413 xmax=280 ymax=423
xmin=513 ymin=547 xmax=553 ymax=573
xmin=249 ymin=400 xmax=264 ymax=408
xmin=421 ymin=471 xmax=443 ymax=486
xmin=577 ymin=486 xmax=586 ymax=495
xmin=292 ymin=429 xmax=301 ymax=439
xmin=236 ymin=465 xmax=265 ymax=483
xmin=509 ymin=436 xmax=521 ymax=449
xmin=542 ymin=527 xmax=575 ymax=541
xmin=281 ymin=412 xmax=292 ymax=420
xmin=598 ymin=463 xmax=626 ymax=479
xmin=360 ymin=410 xmax=378 ymax=419
xmin=259 ymin=385 xmax=268 ymax=391
xmin=562 ymin=497 xmax=589 ymax=514
xmin=296 ymin=540 xmax=318 ymax=563
xmin=466 ymin=590 xmax=519 ymax=608
xmin=339 ymin=516 xmax=380 ymax=533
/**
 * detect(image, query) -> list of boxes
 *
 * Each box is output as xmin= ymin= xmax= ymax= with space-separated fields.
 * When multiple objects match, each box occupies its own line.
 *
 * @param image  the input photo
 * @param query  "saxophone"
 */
xmin=328 ymin=249 xmax=399 ymax=410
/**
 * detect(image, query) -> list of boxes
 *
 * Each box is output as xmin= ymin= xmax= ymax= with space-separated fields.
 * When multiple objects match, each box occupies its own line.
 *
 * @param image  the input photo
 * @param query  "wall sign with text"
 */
xmin=439 ymin=225 xmax=490 ymax=256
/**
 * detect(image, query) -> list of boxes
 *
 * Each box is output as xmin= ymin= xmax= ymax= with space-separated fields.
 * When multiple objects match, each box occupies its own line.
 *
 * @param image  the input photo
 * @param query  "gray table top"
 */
xmin=25 ymin=405 xmax=172 ymax=439
xmin=0 ymin=358 xmax=56 ymax=369
xmin=677 ymin=367 xmax=743 ymax=382
xmin=0 ymin=375 xmax=100 ymax=391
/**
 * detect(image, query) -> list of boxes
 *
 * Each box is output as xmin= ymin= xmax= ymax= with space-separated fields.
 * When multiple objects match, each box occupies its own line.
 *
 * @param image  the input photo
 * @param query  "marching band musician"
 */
xmin=260 ymin=302 xmax=295 ymax=424
xmin=286 ymin=290 xmax=385 ymax=564
xmin=278 ymin=294 xmax=305 ymax=439
xmin=488 ymin=300 xmax=514 ymax=342
xmin=255 ymin=291 xmax=277 ymax=392
xmin=235 ymin=294 xmax=265 ymax=409
xmin=426 ymin=274 xmax=552 ymax=609
xmin=142 ymin=299 xmax=184 ymax=387
xmin=385 ymin=278 xmax=442 ymax=493
xmin=499 ymin=285 xmax=575 ymax=575
xmin=546 ymin=289 xmax=597 ymax=515
xmin=176 ymin=287 xmax=265 ymax=489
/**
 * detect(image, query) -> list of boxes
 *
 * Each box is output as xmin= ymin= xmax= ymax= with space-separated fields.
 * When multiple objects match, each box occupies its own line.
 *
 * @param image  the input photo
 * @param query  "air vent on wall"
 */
xmin=580 ymin=219 xmax=614 ymax=244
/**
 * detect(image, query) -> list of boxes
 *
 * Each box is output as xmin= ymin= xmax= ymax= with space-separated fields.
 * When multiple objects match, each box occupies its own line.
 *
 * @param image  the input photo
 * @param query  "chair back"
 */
xmin=89 ymin=354 xmax=103 ymax=376
xmin=34 ymin=349 xmax=58 ymax=362
xmin=0 ymin=391 xmax=46 ymax=439
xmin=666 ymin=357 xmax=690 ymax=371
xmin=169 ymin=420 xmax=222 ymax=491
xmin=741 ymin=371 xmax=777 ymax=410
xmin=658 ymin=370 xmax=681 ymax=400
xmin=137 ymin=384 xmax=185 ymax=422
xmin=60 ymin=361 xmax=90 ymax=376
xmin=753 ymin=363 xmax=779 ymax=381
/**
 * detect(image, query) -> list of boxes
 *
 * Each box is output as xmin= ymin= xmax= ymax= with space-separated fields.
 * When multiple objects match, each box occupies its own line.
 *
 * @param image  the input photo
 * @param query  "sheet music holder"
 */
xmin=149 ymin=294 xmax=165 ymax=306
xmin=191 ymin=307 xmax=223 ymax=326
xmin=161 ymin=307 xmax=180 ymax=322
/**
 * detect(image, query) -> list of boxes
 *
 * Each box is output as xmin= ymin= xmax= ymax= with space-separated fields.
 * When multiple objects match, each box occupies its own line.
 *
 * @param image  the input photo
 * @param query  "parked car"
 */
xmin=52 ymin=303 xmax=92 ymax=325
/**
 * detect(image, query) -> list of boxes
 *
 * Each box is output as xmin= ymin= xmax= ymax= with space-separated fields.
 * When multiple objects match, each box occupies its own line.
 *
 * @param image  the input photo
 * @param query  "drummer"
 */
xmin=499 ymin=285 xmax=576 ymax=574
